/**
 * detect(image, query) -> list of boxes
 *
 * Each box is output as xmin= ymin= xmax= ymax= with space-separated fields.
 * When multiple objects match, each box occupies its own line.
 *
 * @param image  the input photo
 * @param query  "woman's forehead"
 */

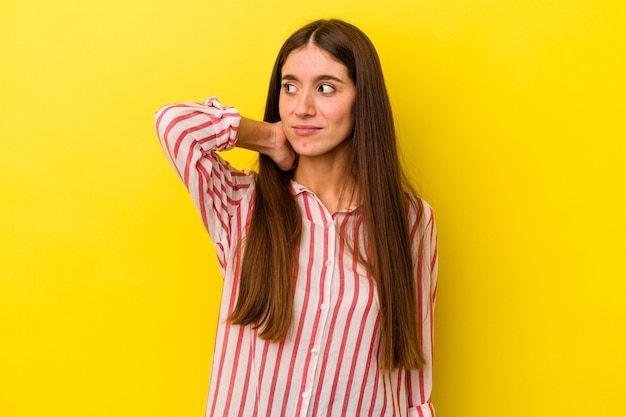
xmin=282 ymin=44 xmax=349 ymax=80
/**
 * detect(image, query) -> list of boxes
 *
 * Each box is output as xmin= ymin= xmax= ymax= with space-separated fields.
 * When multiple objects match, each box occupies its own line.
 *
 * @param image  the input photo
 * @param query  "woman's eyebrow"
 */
xmin=281 ymin=74 xmax=346 ymax=83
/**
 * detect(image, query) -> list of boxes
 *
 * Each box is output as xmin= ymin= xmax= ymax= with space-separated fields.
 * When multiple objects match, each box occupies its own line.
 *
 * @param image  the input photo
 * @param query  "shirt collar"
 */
xmin=290 ymin=180 xmax=361 ymax=214
xmin=290 ymin=180 xmax=308 ymax=196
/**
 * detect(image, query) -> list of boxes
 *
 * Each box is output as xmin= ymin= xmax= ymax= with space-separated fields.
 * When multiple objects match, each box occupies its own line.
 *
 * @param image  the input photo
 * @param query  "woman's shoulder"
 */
xmin=406 ymin=194 xmax=436 ymax=230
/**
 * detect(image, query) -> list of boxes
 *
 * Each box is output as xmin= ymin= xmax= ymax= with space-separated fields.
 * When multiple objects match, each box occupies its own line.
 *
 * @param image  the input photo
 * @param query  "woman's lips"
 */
xmin=293 ymin=125 xmax=322 ymax=136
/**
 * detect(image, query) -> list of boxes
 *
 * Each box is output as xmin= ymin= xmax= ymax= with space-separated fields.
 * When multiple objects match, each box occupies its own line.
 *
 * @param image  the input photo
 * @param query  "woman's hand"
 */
xmin=269 ymin=121 xmax=297 ymax=171
xmin=237 ymin=117 xmax=297 ymax=171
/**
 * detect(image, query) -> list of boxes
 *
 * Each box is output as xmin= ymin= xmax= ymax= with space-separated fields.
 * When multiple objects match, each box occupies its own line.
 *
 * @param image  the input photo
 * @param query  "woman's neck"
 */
xmin=293 ymin=154 xmax=359 ymax=213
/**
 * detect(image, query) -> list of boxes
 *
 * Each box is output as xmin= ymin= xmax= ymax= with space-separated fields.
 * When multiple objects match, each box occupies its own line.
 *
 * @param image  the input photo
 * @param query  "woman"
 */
xmin=155 ymin=19 xmax=438 ymax=417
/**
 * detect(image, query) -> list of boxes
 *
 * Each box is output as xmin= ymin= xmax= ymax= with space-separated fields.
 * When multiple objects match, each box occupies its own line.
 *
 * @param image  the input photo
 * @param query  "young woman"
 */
xmin=155 ymin=19 xmax=438 ymax=417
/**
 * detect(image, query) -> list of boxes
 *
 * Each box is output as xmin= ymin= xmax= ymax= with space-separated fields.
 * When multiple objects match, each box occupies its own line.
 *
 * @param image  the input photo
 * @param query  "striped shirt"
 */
xmin=155 ymin=97 xmax=438 ymax=417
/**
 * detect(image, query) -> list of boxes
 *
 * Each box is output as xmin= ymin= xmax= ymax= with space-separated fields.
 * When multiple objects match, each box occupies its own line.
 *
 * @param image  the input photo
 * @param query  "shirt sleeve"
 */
xmin=408 ymin=200 xmax=438 ymax=416
xmin=154 ymin=97 xmax=255 ymax=264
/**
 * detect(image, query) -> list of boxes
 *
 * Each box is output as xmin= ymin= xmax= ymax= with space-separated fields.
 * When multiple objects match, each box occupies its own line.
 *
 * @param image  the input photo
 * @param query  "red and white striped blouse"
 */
xmin=155 ymin=97 xmax=438 ymax=417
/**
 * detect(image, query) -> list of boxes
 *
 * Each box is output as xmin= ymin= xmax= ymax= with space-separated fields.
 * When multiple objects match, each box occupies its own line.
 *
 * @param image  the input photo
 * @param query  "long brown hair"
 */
xmin=228 ymin=19 xmax=425 ymax=370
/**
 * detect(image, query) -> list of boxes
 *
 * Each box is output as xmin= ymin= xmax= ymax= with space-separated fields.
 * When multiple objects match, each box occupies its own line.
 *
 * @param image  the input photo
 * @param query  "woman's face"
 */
xmin=279 ymin=43 xmax=356 ymax=160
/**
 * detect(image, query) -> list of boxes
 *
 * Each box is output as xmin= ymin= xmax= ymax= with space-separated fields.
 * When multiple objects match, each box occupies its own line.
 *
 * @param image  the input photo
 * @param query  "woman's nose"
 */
xmin=294 ymin=91 xmax=316 ymax=118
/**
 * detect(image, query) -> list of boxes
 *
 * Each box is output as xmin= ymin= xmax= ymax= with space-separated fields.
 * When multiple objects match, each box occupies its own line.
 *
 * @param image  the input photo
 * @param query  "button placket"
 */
xmin=300 ymin=212 xmax=335 ymax=417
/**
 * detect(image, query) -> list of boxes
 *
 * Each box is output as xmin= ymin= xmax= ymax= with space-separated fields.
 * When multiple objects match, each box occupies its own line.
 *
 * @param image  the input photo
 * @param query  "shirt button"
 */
xmin=302 ymin=391 xmax=309 ymax=398
xmin=311 ymin=347 xmax=319 ymax=355
xmin=325 ymin=260 xmax=333 ymax=267
xmin=320 ymin=303 xmax=328 ymax=311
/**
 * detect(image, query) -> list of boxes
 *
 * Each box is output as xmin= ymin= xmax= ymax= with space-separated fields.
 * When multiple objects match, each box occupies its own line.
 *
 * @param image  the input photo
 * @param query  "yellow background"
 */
xmin=1 ymin=0 xmax=624 ymax=416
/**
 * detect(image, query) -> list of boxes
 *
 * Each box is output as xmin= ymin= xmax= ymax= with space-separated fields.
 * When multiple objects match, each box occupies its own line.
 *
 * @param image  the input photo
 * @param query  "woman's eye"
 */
xmin=319 ymin=84 xmax=335 ymax=94
xmin=283 ymin=83 xmax=297 ymax=93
